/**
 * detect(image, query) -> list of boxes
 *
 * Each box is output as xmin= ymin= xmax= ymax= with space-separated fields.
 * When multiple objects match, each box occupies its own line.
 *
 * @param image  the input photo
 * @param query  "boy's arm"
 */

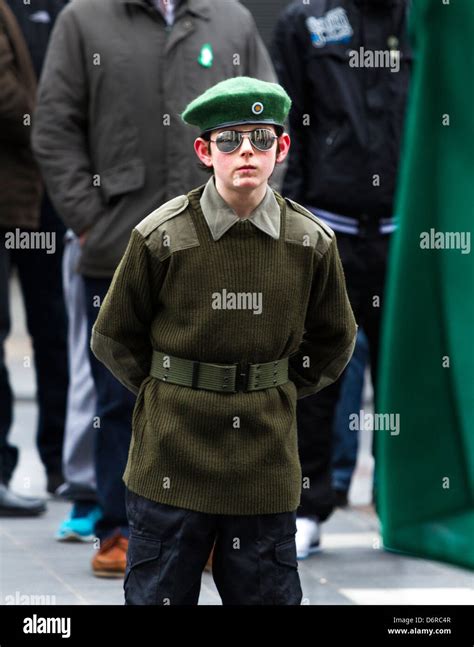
xmin=289 ymin=237 xmax=357 ymax=399
xmin=90 ymin=228 xmax=166 ymax=396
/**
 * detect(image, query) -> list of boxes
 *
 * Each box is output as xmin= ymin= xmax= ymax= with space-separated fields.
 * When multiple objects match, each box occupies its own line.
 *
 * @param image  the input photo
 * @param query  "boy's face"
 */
xmin=194 ymin=124 xmax=290 ymax=193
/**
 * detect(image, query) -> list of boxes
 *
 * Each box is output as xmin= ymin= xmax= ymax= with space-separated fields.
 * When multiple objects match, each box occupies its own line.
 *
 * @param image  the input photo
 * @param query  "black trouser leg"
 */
xmin=297 ymin=377 xmax=343 ymax=521
xmin=0 ymin=233 xmax=17 ymax=484
xmin=124 ymin=489 xmax=215 ymax=605
xmin=213 ymin=510 xmax=302 ymax=605
xmin=360 ymin=234 xmax=389 ymax=503
xmin=124 ymin=488 xmax=302 ymax=605
xmin=296 ymin=231 xmax=389 ymax=520
xmin=14 ymin=196 xmax=68 ymax=477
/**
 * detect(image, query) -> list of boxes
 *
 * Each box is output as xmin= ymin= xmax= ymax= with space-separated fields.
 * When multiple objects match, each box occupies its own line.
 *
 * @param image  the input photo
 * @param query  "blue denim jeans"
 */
xmin=84 ymin=277 xmax=136 ymax=540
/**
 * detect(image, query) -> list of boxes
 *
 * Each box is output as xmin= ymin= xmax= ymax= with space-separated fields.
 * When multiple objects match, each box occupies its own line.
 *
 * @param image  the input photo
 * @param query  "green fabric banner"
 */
xmin=377 ymin=0 xmax=474 ymax=569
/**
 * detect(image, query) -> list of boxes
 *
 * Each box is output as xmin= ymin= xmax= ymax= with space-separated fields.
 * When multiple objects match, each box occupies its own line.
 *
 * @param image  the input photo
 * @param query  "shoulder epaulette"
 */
xmin=135 ymin=195 xmax=199 ymax=261
xmin=284 ymin=197 xmax=334 ymax=258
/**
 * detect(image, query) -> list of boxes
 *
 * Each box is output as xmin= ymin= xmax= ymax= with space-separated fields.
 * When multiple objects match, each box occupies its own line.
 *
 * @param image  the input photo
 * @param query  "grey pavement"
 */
xmin=1 ymin=271 xmax=473 ymax=605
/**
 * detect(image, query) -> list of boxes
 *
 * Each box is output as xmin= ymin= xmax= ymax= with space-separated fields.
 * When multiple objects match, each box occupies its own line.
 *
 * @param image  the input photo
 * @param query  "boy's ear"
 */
xmin=276 ymin=133 xmax=291 ymax=164
xmin=194 ymin=138 xmax=213 ymax=168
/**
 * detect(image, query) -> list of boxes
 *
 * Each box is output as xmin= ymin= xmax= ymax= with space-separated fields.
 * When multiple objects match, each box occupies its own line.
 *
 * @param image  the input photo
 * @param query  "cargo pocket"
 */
xmin=124 ymin=532 xmax=161 ymax=605
xmin=274 ymin=537 xmax=302 ymax=605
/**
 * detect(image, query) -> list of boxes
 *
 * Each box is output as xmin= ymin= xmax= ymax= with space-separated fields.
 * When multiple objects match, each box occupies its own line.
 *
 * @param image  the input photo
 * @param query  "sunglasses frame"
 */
xmin=209 ymin=128 xmax=279 ymax=154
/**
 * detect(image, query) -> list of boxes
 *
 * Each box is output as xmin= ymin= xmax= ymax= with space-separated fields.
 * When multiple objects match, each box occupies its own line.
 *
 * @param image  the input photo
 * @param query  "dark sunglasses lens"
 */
xmin=215 ymin=131 xmax=241 ymax=153
xmin=251 ymin=129 xmax=275 ymax=151
xmin=214 ymin=129 xmax=276 ymax=152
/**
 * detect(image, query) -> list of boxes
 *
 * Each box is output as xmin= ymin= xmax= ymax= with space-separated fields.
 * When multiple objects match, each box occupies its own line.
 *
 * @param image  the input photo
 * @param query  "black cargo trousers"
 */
xmin=297 ymin=230 xmax=390 ymax=521
xmin=124 ymin=488 xmax=302 ymax=605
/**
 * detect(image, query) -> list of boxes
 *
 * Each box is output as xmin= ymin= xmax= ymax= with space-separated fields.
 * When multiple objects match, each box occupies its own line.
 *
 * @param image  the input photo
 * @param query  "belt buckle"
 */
xmin=234 ymin=361 xmax=250 ymax=392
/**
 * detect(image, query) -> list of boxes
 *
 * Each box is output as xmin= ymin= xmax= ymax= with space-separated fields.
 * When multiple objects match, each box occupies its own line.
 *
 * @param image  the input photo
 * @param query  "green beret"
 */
xmin=181 ymin=76 xmax=291 ymax=134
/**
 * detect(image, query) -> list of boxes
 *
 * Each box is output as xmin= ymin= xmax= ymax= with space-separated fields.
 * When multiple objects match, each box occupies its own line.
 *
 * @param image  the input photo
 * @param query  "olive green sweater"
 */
xmin=91 ymin=181 xmax=357 ymax=515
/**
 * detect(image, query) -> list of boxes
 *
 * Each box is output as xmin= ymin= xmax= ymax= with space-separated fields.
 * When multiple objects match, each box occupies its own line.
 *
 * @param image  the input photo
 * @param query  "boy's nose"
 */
xmin=239 ymin=135 xmax=254 ymax=155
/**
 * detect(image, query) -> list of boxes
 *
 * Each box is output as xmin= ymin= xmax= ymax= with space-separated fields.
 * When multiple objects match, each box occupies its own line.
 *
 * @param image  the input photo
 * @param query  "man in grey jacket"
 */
xmin=32 ymin=0 xmax=277 ymax=577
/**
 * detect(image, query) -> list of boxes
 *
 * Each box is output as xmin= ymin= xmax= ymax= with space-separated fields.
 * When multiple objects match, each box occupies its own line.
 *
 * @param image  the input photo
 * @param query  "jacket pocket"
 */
xmin=100 ymin=158 xmax=146 ymax=204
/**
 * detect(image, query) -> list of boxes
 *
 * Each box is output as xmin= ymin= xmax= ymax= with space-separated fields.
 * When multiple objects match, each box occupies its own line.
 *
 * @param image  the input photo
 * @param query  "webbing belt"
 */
xmin=150 ymin=350 xmax=289 ymax=393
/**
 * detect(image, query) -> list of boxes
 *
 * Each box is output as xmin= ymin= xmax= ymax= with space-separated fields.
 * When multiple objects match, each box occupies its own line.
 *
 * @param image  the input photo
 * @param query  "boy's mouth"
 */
xmin=237 ymin=165 xmax=257 ymax=171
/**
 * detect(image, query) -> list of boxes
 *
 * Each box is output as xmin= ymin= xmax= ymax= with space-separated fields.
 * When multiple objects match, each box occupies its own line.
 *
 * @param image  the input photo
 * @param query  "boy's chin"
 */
xmin=230 ymin=175 xmax=267 ymax=190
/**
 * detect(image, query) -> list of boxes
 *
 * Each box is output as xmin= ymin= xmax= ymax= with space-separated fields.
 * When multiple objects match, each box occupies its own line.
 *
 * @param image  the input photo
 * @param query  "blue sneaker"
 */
xmin=55 ymin=503 xmax=102 ymax=542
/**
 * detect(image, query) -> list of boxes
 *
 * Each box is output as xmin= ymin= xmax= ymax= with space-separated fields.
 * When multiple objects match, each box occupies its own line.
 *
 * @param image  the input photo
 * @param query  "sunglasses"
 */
xmin=209 ymin=128 xmax=278 ymax=153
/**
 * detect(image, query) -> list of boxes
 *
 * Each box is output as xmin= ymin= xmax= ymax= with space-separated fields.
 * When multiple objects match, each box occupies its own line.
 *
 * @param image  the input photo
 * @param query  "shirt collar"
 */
xmin=153 ymin=0 xmax=175 ymax=24
xmin=199 ymin=178 xmax=281 ymax=242
xmin=120 ymin=0 xmax=210 ymax=20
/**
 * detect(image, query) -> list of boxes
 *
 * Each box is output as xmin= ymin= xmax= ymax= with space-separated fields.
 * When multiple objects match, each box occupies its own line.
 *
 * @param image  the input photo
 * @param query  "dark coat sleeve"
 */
xmin=31 ymin=5 xmax=105 ymax=236
xmin=271 ymin=6 xmax=310 ymax=203
xmin=0 ymin=11 xmax=35 ymax=143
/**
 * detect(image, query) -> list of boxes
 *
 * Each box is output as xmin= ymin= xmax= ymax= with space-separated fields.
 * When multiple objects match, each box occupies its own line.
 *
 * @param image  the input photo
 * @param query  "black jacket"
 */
xmin=272 ymin=0 xmax=411 ymax=219
xmin=6 ymin=0 xmax=67 ymax=80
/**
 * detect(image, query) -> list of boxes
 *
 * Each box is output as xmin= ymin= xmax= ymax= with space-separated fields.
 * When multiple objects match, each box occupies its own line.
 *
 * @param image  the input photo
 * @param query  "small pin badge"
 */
xmin=252 ymin=101 xmax=264 ymax=115
xmin=387 ymin=35 xmax=399 ymax=50
xmin=198 ymin=43 xmax=214 ymax=68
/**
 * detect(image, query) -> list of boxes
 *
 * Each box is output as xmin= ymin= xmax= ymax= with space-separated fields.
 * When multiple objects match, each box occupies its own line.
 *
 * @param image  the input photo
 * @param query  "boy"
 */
xmin=91 ymin=77 xmax=357 ymax=605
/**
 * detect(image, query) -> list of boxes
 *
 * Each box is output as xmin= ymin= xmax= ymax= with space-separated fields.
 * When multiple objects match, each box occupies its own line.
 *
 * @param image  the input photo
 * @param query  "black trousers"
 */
xmin=0 ymin=194 xmax=68 ymax=484
xmin=297 ymin=232 xmax=390 ymax=520
xmin=124 ymin=488 xmax=302 ymax=606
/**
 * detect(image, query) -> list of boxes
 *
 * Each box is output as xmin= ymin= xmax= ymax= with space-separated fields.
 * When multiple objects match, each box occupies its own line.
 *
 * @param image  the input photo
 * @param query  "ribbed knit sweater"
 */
xmin=91 ymin=181 xmax=357 ymax=515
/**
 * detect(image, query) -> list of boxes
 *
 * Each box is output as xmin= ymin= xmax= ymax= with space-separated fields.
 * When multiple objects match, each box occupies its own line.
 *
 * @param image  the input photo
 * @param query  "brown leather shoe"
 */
xmin=92 ymin=532 xmax=128 ymax=578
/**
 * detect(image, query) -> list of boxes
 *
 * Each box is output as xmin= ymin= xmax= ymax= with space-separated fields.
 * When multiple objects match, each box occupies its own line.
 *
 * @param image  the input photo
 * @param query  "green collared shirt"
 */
xmin=199 ymin=177 xmax=281 ymax=241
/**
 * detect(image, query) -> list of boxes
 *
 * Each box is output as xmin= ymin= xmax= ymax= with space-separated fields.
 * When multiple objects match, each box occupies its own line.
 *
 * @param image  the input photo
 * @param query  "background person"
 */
xmin=0 ymin=0 xmax=68 ymax=516
xmin=272 ymin=0 xmax=411 ymax=557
